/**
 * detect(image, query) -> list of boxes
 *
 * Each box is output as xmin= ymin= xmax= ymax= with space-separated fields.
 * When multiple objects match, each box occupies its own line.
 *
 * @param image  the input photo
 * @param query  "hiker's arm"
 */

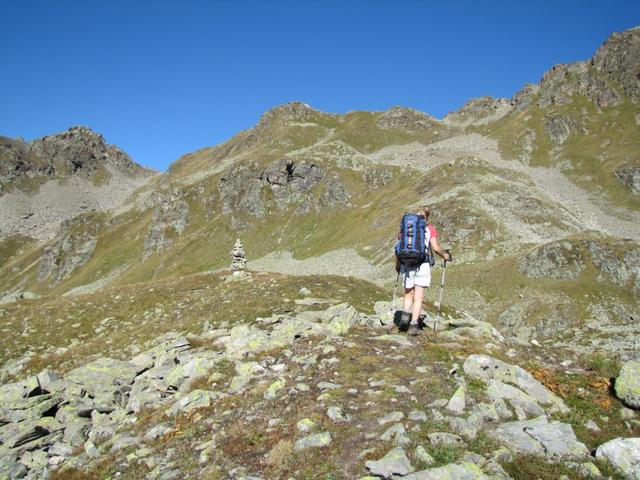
xmin=429 ymin=236 xmax=450 ymax=261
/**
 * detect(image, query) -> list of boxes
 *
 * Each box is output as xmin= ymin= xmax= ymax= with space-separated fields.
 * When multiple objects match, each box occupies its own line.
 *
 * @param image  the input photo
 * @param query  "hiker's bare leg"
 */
xmin=412 ymin=286 xmax=424 ymax=322
xmin=403 ymin=288 xmax=414 ymax=312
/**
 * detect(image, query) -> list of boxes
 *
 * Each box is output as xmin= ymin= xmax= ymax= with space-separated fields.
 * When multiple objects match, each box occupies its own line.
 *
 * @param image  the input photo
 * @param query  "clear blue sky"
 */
xmin=1 ymin=1 xmax=638 ymax=171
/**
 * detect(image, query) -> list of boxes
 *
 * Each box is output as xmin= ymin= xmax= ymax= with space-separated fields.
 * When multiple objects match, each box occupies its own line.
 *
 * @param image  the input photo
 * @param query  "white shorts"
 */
xmin=402 ymin=262 xmax=432 ymax=289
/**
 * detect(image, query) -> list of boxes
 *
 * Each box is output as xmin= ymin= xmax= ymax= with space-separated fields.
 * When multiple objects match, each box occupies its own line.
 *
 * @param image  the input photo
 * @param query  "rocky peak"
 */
xmin=591 ymin=25 xmax=640 ymax=102
xmin=256 ymin=102 xmax=328 ymax=128
xmin=442 ymin=97 xmax=513 ymax=126
xmin=512 ymin=26 xmax=639 ymax=110
xmin=376 ymin=106 xmax=439 ymax=131
xmin=0 ymin=126 xmax=152 ymax=194
xmin=30 ymin=126 xmax=150 ymax=179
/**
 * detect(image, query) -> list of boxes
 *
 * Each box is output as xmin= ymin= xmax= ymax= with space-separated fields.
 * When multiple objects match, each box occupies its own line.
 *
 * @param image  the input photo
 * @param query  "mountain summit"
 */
xmin=0 ymin=127 xmax=154 ymax=241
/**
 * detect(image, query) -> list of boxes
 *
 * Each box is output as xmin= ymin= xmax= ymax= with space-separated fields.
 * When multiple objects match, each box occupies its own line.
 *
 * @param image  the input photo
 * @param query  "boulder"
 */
xmin=595 ymin=437 xmax=640 ymax=480
xmin=320 ymin=303 xmax=362 ymax=336
xmin=490 ymin=415 xmax=589 ymax=460
xmin=64 ymin=357 xmax=140 ymax=407
xmin=294 ymin=432 xmax=332 ymax=451
xmin=166 ymin=390 xmax=218 ymax=417
xmin=463 ymin=355 xmax=568 ymax=414
xmin=365 ymin=447 xmax=414 ymax=478
xmin=616 ymin=360 xmax=640 ymax=410
xmin=446 ymin=385 xmax=466 ymax=414
xmin=402 ymin=462 xmax=486 ymax=480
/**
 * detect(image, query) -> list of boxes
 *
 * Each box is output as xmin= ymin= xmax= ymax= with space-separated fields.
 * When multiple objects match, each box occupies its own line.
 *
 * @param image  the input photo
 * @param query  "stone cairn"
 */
xmin=230 ymin=239 xmax=246 ymax=271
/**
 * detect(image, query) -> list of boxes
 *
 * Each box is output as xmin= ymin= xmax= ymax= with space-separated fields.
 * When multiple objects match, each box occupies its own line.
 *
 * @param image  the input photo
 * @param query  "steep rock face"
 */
xmin=536 ymin=61 xmax=622 ymax=109
xmin=37 ymin=213 xmax=103 ymax=284
xmin=143 ymin=189 xmax=190 ymax=257
xmin=218 ymin=158 xmax=349 ymax=220
xmin=592 ymin=26 xmax=640 ymax=103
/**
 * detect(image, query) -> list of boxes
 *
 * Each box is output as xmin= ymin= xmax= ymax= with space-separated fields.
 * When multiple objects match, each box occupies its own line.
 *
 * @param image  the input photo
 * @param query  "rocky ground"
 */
xmin=0 ymin=275 xmax=638 ymax=479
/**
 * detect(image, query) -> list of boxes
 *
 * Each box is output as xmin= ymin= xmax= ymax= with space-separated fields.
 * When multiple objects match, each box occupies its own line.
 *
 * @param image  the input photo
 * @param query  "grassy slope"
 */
xmin=479 ymin=97 xmax=640 ymax=210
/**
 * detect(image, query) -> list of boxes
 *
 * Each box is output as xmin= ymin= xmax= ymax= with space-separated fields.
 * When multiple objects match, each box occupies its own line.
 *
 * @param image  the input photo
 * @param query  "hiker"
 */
xmin=396 ymin=205 xmax=450 ymax=336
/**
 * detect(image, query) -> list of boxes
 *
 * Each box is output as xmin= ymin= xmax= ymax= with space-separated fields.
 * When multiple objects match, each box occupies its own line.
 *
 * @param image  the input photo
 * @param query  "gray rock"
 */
xmin=166 ymin=390 xmax=217 ymax=417
xmin=615 ymin=164 xmax=640 ymax=195
xmin=414 ymin=445 xmax=434 ymax=466
xmin=402 ymin=462 xmax=486 ymax=480
xmin=615 ymin=360 xmax=640 ymax=410
xmin=365 ymin=447 xmax=414 ymax=478
xmin=446 ymin=385 xmax=466 ymax=414
xmin=48 ymin=441 xmax=74 ymax=457
xmin=294 ymin=432 xmax=332 ymax=451
xmin=84 ymin=439 xmax=100 ymax=459
xmin=0 ymin=455 xmax=27 ymax=479
xmin=380 ymin=423 xmax=410 ymax=446
xmin=296 ymin=418 xmax=316 ymax=433
xmin=263 ymin=379 xmax=286 ymax=400
xmin=463 ymin=354 xmax=568 ymax=414
xmin=110 ymin=434 xmax=141 ymax=453
xmin=64 ymin=357 xmax=140 ymax=407
xmin=595 ymin=437 xmax=640 ymax=480
xmin=319 ymin=303 xmax=362 ymax=336
xmin=378 ymin=411 xmax=404 ymax=425
xmin=327 ymin=406 xmax=349 ymax=423
xmin=427 ymin=432 xmax=464 ymax=447
xmin=490 ymin=415 xmax=589 ymax=460
xmin=409 ymin=410 xmax=428 ymax=422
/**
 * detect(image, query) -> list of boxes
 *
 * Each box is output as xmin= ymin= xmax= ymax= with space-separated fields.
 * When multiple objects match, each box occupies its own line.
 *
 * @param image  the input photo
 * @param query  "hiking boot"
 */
xmin=417 ymin=314 xmax=426 ymax=330
xmin=408 ymin=323 xmax=421 ymax=336
xmin=398 ymin=311 xmax=411 ymax=332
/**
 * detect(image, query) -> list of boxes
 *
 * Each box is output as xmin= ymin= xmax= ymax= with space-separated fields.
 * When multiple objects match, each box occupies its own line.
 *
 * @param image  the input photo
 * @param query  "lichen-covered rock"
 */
xmin=463 ymin=354 xmax=568 ymax=414
xmin=595 ymin=437 xmax=640 ymax=479
xmin=320 ymin=303 xmax=362 ymax=336
xmin=63 ymin=358 xmax=140 ymax=408
xmin=616 ymin=360 xmax=640 ymax=410
xmin=402 ymin=462 xmax=486 ymax=480
xmin=263 ymin=379 xmax=286 ymax=400
xmin=166 ymin=390 xmax=217 ymax=417
xmin=446 ymin=385 xmax=466 ymax=414
xmin=294 ymin=432 xmax=332 ymax=451
xmin=490 ymin=416 xmax=589 ymax=460
xmin=365 ymin=446 xmax=414 ymax=477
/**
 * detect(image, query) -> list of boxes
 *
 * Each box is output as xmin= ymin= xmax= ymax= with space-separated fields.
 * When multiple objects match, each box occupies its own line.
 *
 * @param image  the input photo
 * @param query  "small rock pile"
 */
xmin=230 ymin=239 xmax=246 ymax=271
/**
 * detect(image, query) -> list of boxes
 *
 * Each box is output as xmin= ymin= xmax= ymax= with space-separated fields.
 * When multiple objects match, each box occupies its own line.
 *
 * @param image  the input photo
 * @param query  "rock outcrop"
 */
xmin=143 ymin=189 xmax=190 ymax=257
xmin=616 ymin=360 xmax=640 ymax=410
xmin=37 ymin=213 xmax=103 ymax=284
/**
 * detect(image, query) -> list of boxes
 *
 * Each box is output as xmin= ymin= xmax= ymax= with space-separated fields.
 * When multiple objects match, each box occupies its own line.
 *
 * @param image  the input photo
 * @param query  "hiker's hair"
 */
xmin=415 ymin=205 xmax=430 ymax=219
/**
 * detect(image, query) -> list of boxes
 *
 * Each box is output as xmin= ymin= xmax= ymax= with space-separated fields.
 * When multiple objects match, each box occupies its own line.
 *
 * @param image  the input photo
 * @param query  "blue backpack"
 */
xmin=395 ymin=214 xmax=432 ymax=267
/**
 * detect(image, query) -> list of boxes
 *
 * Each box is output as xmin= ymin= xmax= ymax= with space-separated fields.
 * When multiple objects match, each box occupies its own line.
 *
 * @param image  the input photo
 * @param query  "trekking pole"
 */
xmin=390 ymin=271 xmax=400 ymax=315
xmin=435 ymin=249 xmax=452 ymax=333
